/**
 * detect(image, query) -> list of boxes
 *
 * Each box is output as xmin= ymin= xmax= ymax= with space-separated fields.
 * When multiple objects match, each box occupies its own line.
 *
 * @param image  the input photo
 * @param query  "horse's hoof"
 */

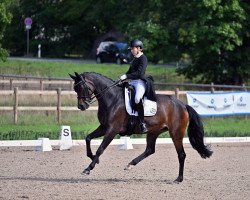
xmin=124 ymin=164 xmax=132 ymax=170
xmin=81 ymin=169 xmax=90 ymax=175
xmin=174 ymin=177 xmax=183 ymax=183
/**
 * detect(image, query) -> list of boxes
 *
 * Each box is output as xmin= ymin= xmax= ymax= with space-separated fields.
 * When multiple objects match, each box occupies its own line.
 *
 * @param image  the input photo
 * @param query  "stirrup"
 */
xmin=140 ymin=122 xmax=148 ymax=133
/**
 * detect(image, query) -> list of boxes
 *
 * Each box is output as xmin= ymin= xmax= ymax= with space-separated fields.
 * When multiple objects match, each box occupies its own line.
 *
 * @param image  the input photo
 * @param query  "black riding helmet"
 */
xmin=129 ymin=39 xmax=143 ymax=49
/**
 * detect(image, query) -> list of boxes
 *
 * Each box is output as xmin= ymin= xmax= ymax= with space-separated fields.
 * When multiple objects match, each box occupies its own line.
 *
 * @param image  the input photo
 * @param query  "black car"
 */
xmin=96 ymin=41 xmax=133 ymax=64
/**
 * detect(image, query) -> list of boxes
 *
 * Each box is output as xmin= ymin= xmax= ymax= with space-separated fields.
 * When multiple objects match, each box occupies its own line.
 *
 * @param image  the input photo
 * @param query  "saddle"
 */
xmin=118 ymin=82 xmax=157 ymax=136
xmin=124 ymin=84 xmax=157 ymax=117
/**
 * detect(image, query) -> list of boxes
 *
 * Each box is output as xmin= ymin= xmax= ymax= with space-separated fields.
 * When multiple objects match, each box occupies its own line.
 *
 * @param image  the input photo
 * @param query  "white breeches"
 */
xmin=130 ymin=79 xmax=146 ymax=104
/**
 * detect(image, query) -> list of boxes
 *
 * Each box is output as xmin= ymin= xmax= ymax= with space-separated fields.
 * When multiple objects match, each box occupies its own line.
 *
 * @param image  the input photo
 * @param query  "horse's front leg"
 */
xmin=82 ymin=132 xmax=116 ymax=175
xmin=85 ymin=126 xmax=105 ymax=162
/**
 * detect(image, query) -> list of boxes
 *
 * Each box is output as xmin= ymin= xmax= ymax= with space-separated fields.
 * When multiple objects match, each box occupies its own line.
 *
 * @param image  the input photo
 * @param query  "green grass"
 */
xmin=0 ymin=59 xmax=250 ymax=140
xmin=0 ymin=59 xmax=185 ymax=83
xmin=203 ymin=117 xmax=250 ymax=137
xmin=0 ymin=111 xmax=99 ymax=140
xmin=0 ymin=112 xmax=249 ymax=140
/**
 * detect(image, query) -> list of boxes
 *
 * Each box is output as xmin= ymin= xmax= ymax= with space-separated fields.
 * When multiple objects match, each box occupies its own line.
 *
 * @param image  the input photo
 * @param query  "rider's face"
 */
xmin=131 ymin=47 xmax=141 ymax=56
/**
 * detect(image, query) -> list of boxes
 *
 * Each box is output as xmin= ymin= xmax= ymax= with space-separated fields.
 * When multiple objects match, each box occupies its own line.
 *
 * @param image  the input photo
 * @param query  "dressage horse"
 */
xmin=70 ymin=72 xmax=213 ymax=182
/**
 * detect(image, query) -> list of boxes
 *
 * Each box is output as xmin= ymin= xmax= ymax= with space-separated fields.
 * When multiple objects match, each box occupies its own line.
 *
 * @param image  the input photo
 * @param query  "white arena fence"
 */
xmin=0 ymin=88 xmax=182 ymax=124
xmin=0 ymin=88 xmax=249 ymax=124
xmin=0 ymin=137 xmax=250 ymax=148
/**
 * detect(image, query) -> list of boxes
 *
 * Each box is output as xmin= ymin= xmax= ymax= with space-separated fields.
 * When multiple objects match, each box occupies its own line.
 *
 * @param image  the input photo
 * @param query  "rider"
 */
xmin=119 ymin=39 xmax=148 ymax=133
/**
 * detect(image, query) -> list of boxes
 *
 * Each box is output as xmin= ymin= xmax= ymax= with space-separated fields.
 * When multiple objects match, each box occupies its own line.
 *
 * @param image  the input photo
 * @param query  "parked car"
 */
xmin=96 ymin=41 xmax=133 ymax=64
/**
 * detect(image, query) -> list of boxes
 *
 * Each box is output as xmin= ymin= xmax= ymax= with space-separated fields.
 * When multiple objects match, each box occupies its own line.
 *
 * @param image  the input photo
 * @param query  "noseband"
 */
xmin=74 ymin=77 xmax=96 ymax=105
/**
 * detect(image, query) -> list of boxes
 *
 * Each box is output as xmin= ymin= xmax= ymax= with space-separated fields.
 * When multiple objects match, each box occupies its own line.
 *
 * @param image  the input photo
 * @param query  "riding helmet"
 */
xmin=129 ymin=39 xmax=143 ymax=49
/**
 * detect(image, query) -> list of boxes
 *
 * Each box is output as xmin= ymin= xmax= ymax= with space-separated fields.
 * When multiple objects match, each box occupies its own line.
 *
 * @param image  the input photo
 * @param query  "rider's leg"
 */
xmin=136 ymin=99 xmax=148 ymax=133
xmin=131 ymin=79 xmax=148 ymax=133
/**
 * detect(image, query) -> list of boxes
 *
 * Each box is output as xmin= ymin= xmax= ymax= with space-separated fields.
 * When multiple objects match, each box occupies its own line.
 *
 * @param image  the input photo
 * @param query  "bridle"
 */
xmin=74 ymin=77 xmax=95 ymax=104
xmin=74 ymin=75 xmax=121 ymax=105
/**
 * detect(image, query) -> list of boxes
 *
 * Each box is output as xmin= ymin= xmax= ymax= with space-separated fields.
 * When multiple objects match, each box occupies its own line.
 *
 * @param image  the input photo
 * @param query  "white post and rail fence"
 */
xmin=0 ymin=88 xmax=184 ymax=124
xmin=1 ymin=88 xmax=249 ymax=124
xmin=0 ymin=74 xmax=249 ymax=124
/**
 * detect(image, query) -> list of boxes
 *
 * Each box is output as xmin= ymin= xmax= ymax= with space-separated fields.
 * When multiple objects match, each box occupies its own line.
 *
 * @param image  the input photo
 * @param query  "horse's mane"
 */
xmin=81 ymin=72 xmax=115 ymax=83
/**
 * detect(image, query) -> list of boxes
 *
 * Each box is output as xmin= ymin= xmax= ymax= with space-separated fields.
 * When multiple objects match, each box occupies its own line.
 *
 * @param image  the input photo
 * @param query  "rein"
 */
xmin=75 ymin=77 xmax=121 ymax=105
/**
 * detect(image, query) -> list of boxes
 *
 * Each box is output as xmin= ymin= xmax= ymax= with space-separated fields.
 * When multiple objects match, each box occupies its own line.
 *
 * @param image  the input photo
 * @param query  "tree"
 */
xmin=175 ymin=0 xmax=249 ymax=85
xmin=4 ymin=0 xmax=90 ymax=57
xmin=3 ymin=0 xmax=250 ymax=85
xmin=124 ymin=0 xmax=172 ymax=63
xmin=124 ymin=0 xmax=249 ymax=84
xmin=3 ymin=0 xmax=135 ymax=57
xmin=0 ymin=0 xmax=12 ymax=60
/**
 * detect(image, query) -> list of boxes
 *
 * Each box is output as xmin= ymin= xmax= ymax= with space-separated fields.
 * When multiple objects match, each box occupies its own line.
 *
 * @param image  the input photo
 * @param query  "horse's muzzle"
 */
xmin=78 ymin=102 xmax=89 ymax=111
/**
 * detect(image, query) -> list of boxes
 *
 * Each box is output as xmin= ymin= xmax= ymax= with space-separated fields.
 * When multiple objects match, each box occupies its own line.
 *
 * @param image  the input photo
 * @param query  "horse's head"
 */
xmin=69 ymin=72 xmax=95 ymax=111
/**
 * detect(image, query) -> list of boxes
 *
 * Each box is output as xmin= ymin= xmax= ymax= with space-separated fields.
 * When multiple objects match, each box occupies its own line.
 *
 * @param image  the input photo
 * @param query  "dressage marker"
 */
xmin=35 ymin=138 xmax=52 ymax=152
xmin=59 ymin=125 xmax=73 ymax=150
xmin=117 ymin=136 xmax=133 ymax=150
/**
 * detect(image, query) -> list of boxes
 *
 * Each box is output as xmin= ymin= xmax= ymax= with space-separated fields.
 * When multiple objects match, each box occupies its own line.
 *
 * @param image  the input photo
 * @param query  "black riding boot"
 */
xmin=136 ymin=100 xmax=148 ymax=133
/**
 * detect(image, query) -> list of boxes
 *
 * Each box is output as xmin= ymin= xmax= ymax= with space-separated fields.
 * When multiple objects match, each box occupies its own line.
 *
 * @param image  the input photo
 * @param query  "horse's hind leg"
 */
xmin=170 ymin=108 xmax=188 ymax=183
xmin=125 ymin=133 xmax=158 ymax=170
xmin=172 ymin=138 xmax=186 ymax=183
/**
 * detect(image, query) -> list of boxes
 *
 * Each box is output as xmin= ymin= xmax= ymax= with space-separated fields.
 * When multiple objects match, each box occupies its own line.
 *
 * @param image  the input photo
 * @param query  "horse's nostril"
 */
xmin=78 ymin=104 xmax=83 ymax=110
xmin=78 ymin=103 xmax=87 ymax=111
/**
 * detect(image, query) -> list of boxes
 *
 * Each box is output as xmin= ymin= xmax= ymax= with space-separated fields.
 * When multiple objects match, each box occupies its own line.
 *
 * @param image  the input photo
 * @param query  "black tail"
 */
xmin=186 ymin=105 xmax=213 ymax=159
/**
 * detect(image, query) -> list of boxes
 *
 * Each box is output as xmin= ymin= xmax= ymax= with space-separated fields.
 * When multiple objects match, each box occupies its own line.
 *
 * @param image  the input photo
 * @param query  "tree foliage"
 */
xmin=2 ymin=0 xmax=250 ymax=84
xmin=176 ymin=0 xmax=249 ymax=85
xmin=0 ymin=0 xmax=12 ymax=60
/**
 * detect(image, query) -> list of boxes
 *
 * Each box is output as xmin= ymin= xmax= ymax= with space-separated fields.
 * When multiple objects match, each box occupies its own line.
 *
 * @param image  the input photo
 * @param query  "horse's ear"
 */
xmin=69 ymin=74 xmax=76 ymax=80
xmin=74 ymin=72 xmax=80 ymax=77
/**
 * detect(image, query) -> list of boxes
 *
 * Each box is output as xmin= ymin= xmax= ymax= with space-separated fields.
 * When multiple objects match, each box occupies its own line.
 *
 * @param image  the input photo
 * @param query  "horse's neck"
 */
xmin=94 ymin=79 xmax=112 ymax=92
xmin=91 ymin=75 xmax=121 ymax=105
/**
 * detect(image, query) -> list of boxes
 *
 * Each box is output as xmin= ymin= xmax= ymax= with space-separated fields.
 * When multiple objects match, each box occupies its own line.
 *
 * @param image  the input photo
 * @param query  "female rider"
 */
xmin=120 ymin=39 xmax=148 ymax=133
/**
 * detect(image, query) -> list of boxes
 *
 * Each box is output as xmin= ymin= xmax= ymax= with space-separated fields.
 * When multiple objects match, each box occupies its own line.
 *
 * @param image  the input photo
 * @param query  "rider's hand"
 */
xmin=117 ymin=80 xmax=123 ymax=86
xmin=120 ymin=74 xmax=127 ymax=80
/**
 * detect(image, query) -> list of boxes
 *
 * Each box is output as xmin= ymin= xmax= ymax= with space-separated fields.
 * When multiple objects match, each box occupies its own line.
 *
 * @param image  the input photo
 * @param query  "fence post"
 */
xmin=242 ymin=84 xmax=248 ymax=119
xmin=210 ymin=83 xmax=215 ymax=119
xmin=10 ymin=79 xmax=13 ymax=90
xmin=57 ymin=88 xmax=61 ymax=123
xmin=14 ymin=87 xmax=18 ymax=124
xmin=40 ymin=79 xmax=44 ymax=90
xmin=70 ymin=80 xmax=74 ymax=91
xmin=210 ymin=82 xmax=214 ymax=93
xmin=242 ymin=84 xmax=247 ymax=91
xmin=175 ymin=88 xmax=180 ymax=99
xmin=25 ymin=77 xmax=28 ymax=89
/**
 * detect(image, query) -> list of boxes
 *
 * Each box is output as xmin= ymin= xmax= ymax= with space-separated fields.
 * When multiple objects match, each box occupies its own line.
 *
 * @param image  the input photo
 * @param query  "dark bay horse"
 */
xmin=70 ymin=72 xmax=213 ymax=182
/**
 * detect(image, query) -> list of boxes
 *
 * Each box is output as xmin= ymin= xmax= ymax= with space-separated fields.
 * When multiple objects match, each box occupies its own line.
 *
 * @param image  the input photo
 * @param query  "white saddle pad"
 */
xmin=125 ymin=88 xmax=157 ymax=116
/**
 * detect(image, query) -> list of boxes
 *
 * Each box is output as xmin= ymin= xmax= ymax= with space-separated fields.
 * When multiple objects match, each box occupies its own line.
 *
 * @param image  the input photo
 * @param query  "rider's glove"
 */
xmin=120 ymin=74 xmax=127 ymax=80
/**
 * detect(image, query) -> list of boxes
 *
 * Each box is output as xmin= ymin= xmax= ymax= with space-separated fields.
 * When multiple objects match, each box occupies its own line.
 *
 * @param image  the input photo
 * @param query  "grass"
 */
xmin=0 ymin=59 xmax=250 ymax=140
xmin=0 ymin=111 xmax=99 ymax=140
xmin=0 ymin=59 xmax=185 ymax=83
xmin=203 ymin=117 xmax=250 ymax=137
xmin=0 ymin=111 xmax=249 ymax=140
